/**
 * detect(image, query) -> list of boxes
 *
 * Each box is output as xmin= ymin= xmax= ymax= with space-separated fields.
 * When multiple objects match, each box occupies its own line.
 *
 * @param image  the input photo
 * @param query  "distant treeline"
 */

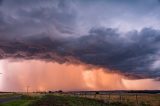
xmin=68 ymin=90 xmax=160 ymax=95
xmin=1 ymin=90 xmax=160 ymax=94
xmin=126 ymin=90 xmax=160 ymax=94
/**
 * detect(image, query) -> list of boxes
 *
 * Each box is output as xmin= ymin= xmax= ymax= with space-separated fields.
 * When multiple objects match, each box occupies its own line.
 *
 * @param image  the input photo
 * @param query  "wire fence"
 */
xmin=67 ymin=92 xmax=160 ymax=106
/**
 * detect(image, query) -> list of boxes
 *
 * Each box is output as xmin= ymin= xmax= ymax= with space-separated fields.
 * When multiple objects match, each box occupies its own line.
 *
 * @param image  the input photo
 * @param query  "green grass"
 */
xmin=0 ymin=93 xmax=159 ymax=106
xmin=28 ymin=94 xmax=105 ymax=106
xmin=0 ymin=94 xmax=38 ymax=106
xmin=28 ymin=94 xmax=133 ymax=106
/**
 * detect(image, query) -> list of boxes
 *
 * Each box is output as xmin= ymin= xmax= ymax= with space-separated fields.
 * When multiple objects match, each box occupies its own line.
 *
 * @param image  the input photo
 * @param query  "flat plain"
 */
xmin=0 ymin=92 xmax=159 ymax=106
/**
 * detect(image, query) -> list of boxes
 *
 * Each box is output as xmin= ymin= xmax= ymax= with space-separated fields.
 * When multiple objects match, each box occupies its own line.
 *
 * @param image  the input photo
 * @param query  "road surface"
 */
xmin=0 ymin=96 xmax=21 ymax=103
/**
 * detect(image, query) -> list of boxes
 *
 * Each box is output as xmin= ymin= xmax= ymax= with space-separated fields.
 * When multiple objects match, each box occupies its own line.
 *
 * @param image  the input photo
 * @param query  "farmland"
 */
xmin=73 ymin=93 xmax=160 ymax=106
xmin=0 ymin=91 xmax=160 ymax=106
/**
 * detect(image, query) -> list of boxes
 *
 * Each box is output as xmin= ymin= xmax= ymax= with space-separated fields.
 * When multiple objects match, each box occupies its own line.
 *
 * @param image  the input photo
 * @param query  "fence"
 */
xmin=68 ymin=92 xmax=160 ymax=106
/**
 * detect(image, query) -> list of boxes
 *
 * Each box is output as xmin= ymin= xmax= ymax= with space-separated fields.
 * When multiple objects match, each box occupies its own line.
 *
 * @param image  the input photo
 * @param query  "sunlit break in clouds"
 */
xmin=0 ymin=0 xmax=160 ymax=91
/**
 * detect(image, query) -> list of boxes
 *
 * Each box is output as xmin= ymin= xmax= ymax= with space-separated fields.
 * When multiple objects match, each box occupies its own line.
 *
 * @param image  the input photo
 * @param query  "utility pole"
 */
xmin=26 ymin=86 xmax=30 ymax=95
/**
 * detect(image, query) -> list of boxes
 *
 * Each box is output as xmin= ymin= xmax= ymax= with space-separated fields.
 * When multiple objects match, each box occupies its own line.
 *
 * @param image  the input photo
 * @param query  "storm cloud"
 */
xmin=0 ymin=0 xmax=160 ymax=80
xmin=0 ymin=0 xmax=77 ymax=39
xmin=0 ymin=27 xmax=160 ymax=79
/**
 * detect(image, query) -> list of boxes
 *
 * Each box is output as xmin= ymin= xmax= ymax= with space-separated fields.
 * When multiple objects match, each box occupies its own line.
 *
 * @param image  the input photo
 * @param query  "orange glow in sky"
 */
xmin=0 ymin=60 xmax=159 ymax=92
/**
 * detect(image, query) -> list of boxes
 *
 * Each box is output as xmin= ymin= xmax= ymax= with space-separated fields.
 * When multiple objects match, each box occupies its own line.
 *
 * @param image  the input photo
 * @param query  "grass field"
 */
xmin=29 ymin=95 xmax=107 ymax=106
xmin=0 ymin=93 xmax=160 ymax=106
xmin=76 ymin=93 xmax=160 ymax=106
xmin=0 ymin=94 xmax=107 ymax=106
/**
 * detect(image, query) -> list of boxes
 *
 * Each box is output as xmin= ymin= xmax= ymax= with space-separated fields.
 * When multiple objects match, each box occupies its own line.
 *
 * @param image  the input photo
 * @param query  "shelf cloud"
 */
xmin=0 ymin=27 xmax=160 ymax=79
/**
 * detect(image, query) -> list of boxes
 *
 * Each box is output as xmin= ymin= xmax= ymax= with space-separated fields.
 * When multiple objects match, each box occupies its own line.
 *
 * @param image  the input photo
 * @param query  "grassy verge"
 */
xmin=0 ymin=93 xmax=20 ymax=99
xmin=0 ymin=95 xmax=38 ymax=106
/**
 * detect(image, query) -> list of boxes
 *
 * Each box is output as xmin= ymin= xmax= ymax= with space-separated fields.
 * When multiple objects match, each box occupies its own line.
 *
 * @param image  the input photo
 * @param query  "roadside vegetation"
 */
xmin=0 ymin=94 xmax=38 ymax=106
xmin=0 ymin=93 xmax=20 ymax=99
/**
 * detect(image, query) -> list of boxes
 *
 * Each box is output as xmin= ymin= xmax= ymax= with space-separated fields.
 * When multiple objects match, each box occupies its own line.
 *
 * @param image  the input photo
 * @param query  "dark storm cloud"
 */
xmin=0 ymin=0 xmax=160 ymax=80
xmin=0 ymin=27 xmax=160 ymax=79
xmin=0 ymin=0 xmax=76 ymax=38
xmin=68 ymin=28 xmax=160 ymax=79
xmin=0 ymin=0 xmax=2 ymax=5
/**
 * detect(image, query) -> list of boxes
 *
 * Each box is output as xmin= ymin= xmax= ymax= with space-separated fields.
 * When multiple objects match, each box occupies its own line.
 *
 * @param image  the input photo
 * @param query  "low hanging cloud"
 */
xmin=0 ymin=27 xmax=160 ymax=79
xmin=0 ymin=0 xmax=160 ymax=80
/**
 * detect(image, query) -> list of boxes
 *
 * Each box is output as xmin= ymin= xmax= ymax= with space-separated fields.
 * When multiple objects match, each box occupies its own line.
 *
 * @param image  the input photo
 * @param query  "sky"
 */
xmin=0 ymin=0 xmax=160 ymax=91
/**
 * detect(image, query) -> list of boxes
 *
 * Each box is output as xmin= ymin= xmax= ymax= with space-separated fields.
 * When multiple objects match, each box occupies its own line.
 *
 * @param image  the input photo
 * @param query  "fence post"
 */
xmin=108 ymin=93 xmax=111 ymax=104
xmin=119 ymin=93 xmax=122 ymax=102
xmin=84 ymin=92 xmax=86 ymax=98
xmin=136 ymin=94 xmax=138 ymax=105
xmin=94 ymin=93 xmax=96 ymax=99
